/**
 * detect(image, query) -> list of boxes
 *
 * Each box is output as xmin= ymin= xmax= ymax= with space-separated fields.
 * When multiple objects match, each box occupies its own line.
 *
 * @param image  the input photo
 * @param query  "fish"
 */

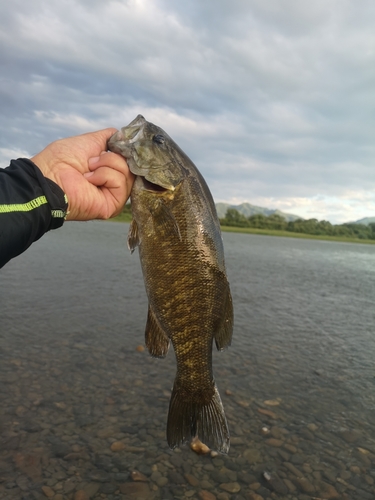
xmin=108 ymin=115 xmax=233 ymax=453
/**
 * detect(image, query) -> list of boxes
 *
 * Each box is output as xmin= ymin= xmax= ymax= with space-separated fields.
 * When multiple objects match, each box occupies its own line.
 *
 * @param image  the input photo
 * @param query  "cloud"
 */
xmin=0 ymin=0 xmax=374 ymax=223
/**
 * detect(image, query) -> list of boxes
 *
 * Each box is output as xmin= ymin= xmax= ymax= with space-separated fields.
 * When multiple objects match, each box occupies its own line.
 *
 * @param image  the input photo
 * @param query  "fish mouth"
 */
xmin=141 ymin=176 xmax=169 ymax=193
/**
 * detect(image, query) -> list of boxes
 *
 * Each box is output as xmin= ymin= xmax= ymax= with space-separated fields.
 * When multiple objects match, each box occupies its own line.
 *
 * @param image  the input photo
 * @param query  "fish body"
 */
xmin=108 ymin=115 xmax=233 ymax=453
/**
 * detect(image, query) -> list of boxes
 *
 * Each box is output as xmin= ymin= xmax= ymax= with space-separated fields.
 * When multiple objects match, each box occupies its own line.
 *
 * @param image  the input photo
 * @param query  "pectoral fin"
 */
xmin=127 ymin=219 xmax=139 ymax=253
xmin=151 ymin=200 xmax=181 ymax=241
xmin=214 ymin=285 xmax=233 ymax=351
xmin=145 ymin=306 xmax=170 ymax=358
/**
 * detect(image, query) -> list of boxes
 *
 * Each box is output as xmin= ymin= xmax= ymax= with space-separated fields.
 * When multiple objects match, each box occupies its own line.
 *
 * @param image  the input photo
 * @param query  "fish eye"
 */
xmin=153 ymin=134 xmax=165 ymax=144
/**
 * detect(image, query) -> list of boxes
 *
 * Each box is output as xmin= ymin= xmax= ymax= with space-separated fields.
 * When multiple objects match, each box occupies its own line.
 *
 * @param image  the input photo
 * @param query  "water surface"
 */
xmin=1 ymin=221 xmax=375 ymax=500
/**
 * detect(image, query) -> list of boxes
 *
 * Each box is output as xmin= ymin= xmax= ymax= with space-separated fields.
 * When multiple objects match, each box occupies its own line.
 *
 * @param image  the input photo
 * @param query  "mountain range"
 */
xmin=215 ymin=202 xmax=302 ymax=222
xmin=216 ymin=202 xmax=375 ymax=225
xmin=354 ymin=217 xmax=375 ymax=225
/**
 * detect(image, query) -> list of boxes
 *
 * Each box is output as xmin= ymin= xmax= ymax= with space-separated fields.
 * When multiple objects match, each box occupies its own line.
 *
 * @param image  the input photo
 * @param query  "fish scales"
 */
xmin=108 ymin=115 xmax=233 ymax=453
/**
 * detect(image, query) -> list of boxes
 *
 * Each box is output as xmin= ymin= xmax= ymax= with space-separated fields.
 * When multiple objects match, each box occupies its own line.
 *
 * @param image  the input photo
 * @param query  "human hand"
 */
xmin=31 ymin=129 xmax=135 ymax=221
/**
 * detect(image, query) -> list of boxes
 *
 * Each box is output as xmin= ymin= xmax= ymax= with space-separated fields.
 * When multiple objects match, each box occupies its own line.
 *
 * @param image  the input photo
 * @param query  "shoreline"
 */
xmin=108 ymin=215 xmax=375 ymax=245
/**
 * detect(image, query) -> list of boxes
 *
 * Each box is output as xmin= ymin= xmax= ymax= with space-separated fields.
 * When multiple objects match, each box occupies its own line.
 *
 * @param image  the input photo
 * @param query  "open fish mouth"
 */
xmin=142 ymin=177 xmax=169 ymax=193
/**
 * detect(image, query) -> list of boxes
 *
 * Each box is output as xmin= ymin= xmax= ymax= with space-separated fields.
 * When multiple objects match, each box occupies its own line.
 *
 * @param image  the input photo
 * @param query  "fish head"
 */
xmin=108 ymin=115 xmax=185 ymax=191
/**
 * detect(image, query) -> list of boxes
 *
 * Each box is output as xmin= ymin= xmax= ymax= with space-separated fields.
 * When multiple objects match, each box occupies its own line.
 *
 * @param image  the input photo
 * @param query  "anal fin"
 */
xmin=145 ymin=306 xmax=170 ymax=358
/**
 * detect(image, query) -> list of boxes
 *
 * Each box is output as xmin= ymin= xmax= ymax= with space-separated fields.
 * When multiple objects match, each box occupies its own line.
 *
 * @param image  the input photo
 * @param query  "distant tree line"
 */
xmin=220 ymin=208 xmax=375 ymax=240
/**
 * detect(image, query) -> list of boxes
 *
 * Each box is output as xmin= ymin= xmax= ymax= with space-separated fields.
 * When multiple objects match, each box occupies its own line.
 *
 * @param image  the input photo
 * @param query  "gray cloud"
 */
xmin=1 ymin=0 xmax=374 ymax=222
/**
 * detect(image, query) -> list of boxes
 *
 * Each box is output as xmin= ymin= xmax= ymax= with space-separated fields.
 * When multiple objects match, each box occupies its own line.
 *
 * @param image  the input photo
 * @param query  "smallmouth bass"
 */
xmin=108 ymin=115 xmax=233 ymax=453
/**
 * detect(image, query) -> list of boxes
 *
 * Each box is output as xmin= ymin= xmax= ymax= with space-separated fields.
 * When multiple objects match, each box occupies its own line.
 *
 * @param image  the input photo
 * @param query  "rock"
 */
xmin=283 ymin=443 xmax=297 ymax=453
xmin=74 ymin=491 xmax=90 ymax=500
xmin=262 ymin=472 xmax=288 ymax=494
xmin=100 ymin=483 xmax=117 ymax=494
xmin=339 ymin=430 xmax=361 ymax=443
xmin=168 ymin=471 xmax=185 ymax=484
xmin=198 ymin=491 xmax=217 ymax=500
xmin=219 ymin=482 xmax=241 ymax=493
xmin=265 ymin=438 xmax=283 ymax=447
xmin=64 ymin=452 xmax=90 ymax=461
xmin=283 ymin=478 xmax=296 ymax=492
xmin=14 ymin=452 xmax=42 ymax=481
xmin=249 ymin=482 xmax=261 ymax=490
xmin=64 ymin=478 xmax=78 ymax=494
xmin=217 ymin=494 xmax=230 ymax=500
xmin=200 ymin=480 xmax=214 ymax=489
xmin=190 ymin=437 xmax=210 ymax=454
xmin=119 ymin=482 xmax=152 ymax=498
xmin=322 ymin=469 xmax=337 ymax=483
xmin=185 ymin=473 xmax=200 ymax=486
xmin=243 ymin=448 xmax=262 ymax=464
xmin=283 ymin=462 xmax=303 ymax=477
xmin=156 ymin=476 xmax=168 ymax=487
xmin=41 ymin=486 xmax=55 ymax=497
xmin=357 ymin=447 xmax=370 ymax=454
xmin=97 ymin=427 xmax=116 ymax=438
xmin=317 ymin=481 xmax=340 ymax=499
xmin=16 ymin=474 xmax=31 ymax=491
xmin=264 ymin=399 xmax=280 ymax=406
xmin=110 ymin=441 xmax=126 ymax=452
xmin=307 ymin=423 xmax=318 ymax=432
xmin=295 ymin=477 xmax=315 ymax=493
xmin=82 ymin=482 xmax=100 ymax=497
xmin=131 ymin=470 xmax=149 ymax=481
xmin=248 ymin=494 xmax=264 ymax=500
xmin=257 ymin=407 xmax=278 ymax=419
xmin=270 ymin=426 xmax=284 ymax=439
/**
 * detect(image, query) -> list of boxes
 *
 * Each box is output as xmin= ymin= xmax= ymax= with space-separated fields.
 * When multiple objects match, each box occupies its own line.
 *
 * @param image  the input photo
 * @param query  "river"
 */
xmin=1 ymin=221 xmax=374 ymax=499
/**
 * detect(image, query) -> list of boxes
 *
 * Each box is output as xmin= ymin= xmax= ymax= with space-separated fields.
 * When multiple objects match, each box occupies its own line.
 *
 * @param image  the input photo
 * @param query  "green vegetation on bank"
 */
xmin=220 ymin=208 xmax=375 ymax=242
xmin=111 ymin=203 xmax=132 ymax=223
xmin=110 ymin=204 xmax=375 ymax=244
xmin=220 ymin=225 xmax=375 ymax=244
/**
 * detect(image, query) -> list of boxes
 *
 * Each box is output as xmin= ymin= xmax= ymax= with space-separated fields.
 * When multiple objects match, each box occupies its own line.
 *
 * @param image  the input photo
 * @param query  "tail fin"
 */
xmin=166 ymin=381 xmax=230 ymax=454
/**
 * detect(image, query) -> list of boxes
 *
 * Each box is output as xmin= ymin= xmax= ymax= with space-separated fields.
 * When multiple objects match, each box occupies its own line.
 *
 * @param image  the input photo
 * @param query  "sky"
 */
xmin=1 ymin=0 xmax=374 ymax=223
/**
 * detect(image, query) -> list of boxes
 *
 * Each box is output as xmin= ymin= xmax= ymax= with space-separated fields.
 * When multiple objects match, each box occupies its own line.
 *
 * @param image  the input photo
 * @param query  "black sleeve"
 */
xmin=0 ymin=159 xmax=68 ymax=269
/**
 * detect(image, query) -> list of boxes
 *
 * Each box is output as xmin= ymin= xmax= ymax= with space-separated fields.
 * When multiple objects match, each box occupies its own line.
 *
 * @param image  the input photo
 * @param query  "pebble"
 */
xmin=191 ymin=437 xmax=210 ymax=454
xmin=74 ymin=491 xmax=90 ymax=500
xmin=41 ymin=485 xmax=55 ymax=497
xmin=219 ymin=482 xmax=241 ymax=493
xmin=307 ymin=423 xmax=318 ymax=432
xmin=119 ymin=482 xmax=152 ymax=497
xmin=156 ymin=476 xmax=168 ymax=487
xmin=131 ymin=470 xmax=149 ymax=481
xmin=110 ymin=441 xmax=126 ymax=451
xmin=265 ymin=438 xmax=283 ymax=447
xmin=295 ymin=477 xmax=316 ymax=493
xmin=264 ymin=399 xmax=280 ymax=406
xmin=198 ymin=490 xmax=217 ymax=500
xmin=185 ymin=473 xmax=200 ymax=486
xmin=257 ymin=407 xmax=278 ymax=419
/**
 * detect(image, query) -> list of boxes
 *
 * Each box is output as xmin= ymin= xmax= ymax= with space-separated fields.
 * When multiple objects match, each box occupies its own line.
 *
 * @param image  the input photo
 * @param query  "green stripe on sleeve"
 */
xmin=0 ymin=196 xmax=48 ymax=213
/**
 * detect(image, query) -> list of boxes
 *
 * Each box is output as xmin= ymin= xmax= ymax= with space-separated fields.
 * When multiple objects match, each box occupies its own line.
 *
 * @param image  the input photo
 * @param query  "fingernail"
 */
xmin=88 ymin=156 xmax=100 ymax=165
xmin=84 ymin=171 xmax=94 ymax=178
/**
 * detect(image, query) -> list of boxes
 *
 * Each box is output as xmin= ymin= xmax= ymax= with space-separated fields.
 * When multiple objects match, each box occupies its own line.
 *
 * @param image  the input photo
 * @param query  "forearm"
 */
xmin=0 ymin=159 xmax=68 ymax=268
